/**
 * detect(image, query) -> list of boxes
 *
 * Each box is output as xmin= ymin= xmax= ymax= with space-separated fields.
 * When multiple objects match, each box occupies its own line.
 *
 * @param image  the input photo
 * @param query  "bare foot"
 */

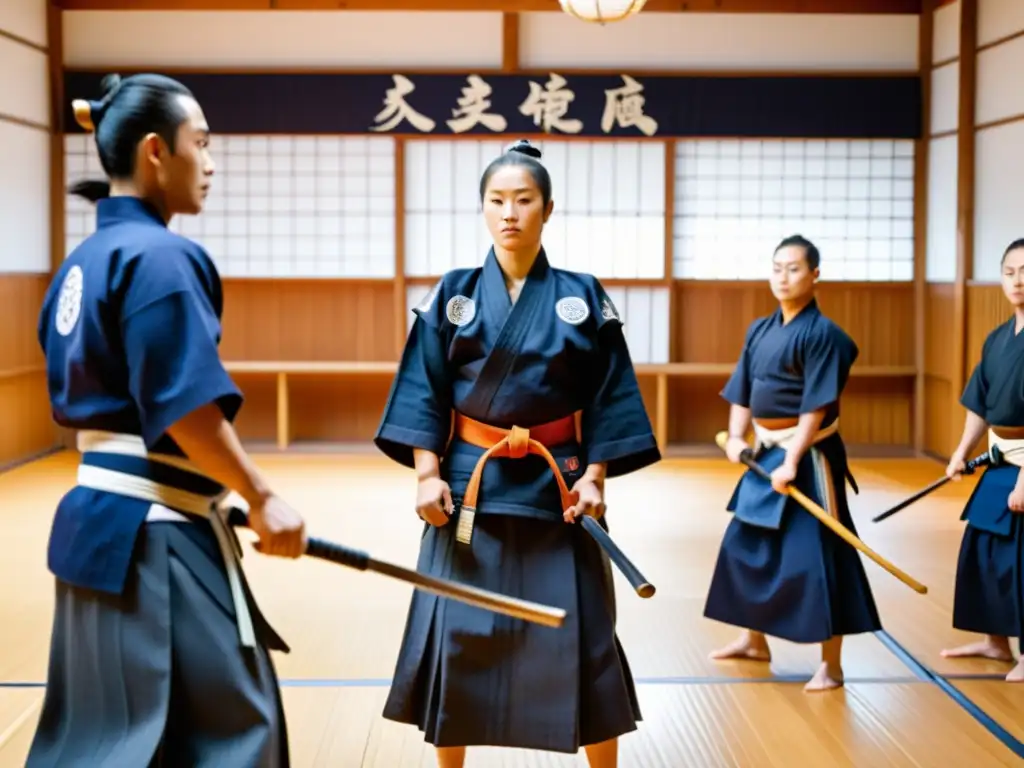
xmin=1006 ymin=660 xmax=1024 ymax=682
xmin=804 ymin=660 xmax=844 ymax=692
xmin=940 ymin=637 xmax=1014 ymax=662
xmin=710 ymin=632 xmax=771 ymax=661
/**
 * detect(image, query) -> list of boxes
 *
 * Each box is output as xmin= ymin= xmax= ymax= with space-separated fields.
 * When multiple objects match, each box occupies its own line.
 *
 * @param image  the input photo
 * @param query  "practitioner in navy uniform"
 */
xmin=27 ymin=73 xmax=305 ymax=767
xmin=941 ymin=238 xmax=1024 ymax=682
xmin=374 ymin=140 xmax=661 ymax=768
xmin=703 ymin=235 xmax=881 ymax=692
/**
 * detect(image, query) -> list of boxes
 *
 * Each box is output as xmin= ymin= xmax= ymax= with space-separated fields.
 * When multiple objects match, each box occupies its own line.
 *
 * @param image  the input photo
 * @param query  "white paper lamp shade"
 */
xmin=559 ymin=0 xmax=648 ymax=23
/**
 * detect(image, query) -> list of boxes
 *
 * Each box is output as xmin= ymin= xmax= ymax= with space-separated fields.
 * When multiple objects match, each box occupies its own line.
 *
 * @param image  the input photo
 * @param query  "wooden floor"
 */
xmin=1 ymin=450 xmax=1023 ymax=766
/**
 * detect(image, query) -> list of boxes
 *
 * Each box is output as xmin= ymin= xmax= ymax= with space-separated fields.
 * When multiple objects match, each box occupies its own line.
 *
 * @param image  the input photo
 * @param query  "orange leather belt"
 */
xmin=452 ymin=411 xmax=580 ymax=545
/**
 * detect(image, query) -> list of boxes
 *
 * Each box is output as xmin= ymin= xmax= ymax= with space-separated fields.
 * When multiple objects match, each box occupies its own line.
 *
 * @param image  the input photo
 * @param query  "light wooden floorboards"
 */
xmin=1 ymin=451 xmax=1022 ymax=766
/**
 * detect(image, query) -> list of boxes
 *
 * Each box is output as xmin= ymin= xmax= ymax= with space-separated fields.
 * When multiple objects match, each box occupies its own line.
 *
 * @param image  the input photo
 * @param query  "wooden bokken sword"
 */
xmin=224 ymin=507 xmax=567 ymax=629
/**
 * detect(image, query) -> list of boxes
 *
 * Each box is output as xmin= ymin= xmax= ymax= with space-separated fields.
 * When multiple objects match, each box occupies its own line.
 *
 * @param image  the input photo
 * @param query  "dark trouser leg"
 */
xmin=154 ymin=524 xmax=288 ymax=767
xmin=27 ymin=523 xmax=287 ymax=768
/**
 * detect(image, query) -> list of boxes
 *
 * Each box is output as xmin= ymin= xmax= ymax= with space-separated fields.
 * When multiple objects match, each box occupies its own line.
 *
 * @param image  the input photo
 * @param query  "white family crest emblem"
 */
xmin=446 ymin=295 xmax=476 ymax=326
xmin=555 ymin=296 xmax=590 ymax=325
xmin=600 ymin=296 xmax=620 ymax=322
xmin=55 ymin=265 xmax=84 ymax=337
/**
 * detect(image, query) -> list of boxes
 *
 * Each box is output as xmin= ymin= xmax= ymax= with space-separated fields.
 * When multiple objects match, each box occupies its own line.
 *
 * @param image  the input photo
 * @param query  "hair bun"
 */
xmin=99 ymin=73 xmax=123 ymax=98
xmin=506 ymin=139 xmax=542 ymax=160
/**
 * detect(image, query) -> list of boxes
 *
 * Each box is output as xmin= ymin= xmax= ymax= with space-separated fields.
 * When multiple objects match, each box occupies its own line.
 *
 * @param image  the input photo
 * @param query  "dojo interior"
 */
xmin=2 ymin=0 xmax=1024 ymax=764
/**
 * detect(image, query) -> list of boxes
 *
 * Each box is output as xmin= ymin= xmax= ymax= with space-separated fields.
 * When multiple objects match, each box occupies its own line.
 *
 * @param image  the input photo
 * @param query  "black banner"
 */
xmin=64 ymin=70 xmax=921 ymax=139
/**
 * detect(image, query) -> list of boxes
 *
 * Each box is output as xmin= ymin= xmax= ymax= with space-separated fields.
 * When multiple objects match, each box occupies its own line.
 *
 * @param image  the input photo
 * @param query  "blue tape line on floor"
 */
xmin=875 ymin=630 xmax=1024 ymax=760
xmin=0 ymin=674 xmax=926 ymax=689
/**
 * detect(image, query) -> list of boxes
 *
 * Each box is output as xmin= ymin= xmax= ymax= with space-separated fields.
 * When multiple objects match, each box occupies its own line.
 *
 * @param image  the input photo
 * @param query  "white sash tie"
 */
xmin=75 ymin=431 xmax=256 ymax=648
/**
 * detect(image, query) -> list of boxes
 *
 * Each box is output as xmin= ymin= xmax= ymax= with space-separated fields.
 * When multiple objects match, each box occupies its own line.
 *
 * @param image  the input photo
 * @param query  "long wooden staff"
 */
xmin=871 ymin=444 xmax=1004 ymax=523
xmin=714 ymin=431 xmax=928 ymax=595
xmin=224 ymin=507 xmax=567 ymax=629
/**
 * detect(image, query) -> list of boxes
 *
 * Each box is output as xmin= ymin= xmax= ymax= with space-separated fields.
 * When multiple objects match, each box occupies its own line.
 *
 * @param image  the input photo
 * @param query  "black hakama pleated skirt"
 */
xmin=26 ymin=520 xmax=290 ymax=768
xmin=703 ymin=443 xmax=882 ymax=644
xmin=952 ymin=466 xmax=1024 ymax=638
xmin=382 ymin=509 xmax=642 ymax=754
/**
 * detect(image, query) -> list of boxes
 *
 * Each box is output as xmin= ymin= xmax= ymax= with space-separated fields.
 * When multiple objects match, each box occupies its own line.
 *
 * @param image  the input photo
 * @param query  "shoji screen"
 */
xmin=402 ymin=138 xmax=669 ymax=364
xmin=671 ymin=139 xmax=916 ymax=281
xmin=64 ymin=134 xmax=397 ymax=278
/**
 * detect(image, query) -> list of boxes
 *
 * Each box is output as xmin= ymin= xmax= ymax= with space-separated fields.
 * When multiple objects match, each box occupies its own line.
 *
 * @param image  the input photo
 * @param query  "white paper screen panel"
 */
xmin=925 ymin=135 xmax=958 ymax=283
xmin=973 ymin=121 xmax=1024 ymax=282
xmin=930 ymin=63 xmax=960 ymax=136
xmin=978 ymin=0 xmax=1024 ymax=48
xmin=933 ymin=1 xmax=961 ymax=64
xmin=603 ymin=285 xmax=670 ymax=365
xmin=672 ymin=139 xmax=915 ymax=282
xmin=0 ymin=0 xmax=48 ymax=48
xmin=404 ymin=283 xmax=668 ymax=365
xmin=0 ymin=120 xmax=50 ymax=274
xmin=976 ymin=35 xmax=1024 ymax=127
xmin=403 ymin=139 xmax=665 ymax=279
xmin=64 ymin=134 xmax=396 ymax=278
xmin=0 ymin=34 xmax=49 ymax=129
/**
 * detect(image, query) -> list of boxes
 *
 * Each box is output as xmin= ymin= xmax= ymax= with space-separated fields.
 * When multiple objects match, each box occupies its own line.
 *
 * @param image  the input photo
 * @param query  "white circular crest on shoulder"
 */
xmin=600 ymin=296 xmax=621 ymax=322
xmin=555 ymin=296 xmax=590 ymax=325
xmin=55 ymin=265 xmax=85 ymax=337
xmin=446 ymin=295 xmax=476 ymax=326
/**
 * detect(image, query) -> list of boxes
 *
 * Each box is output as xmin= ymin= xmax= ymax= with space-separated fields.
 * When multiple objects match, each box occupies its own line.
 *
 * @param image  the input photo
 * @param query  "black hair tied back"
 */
xmin=67 ymin=72 xmax=192 ymax=205
xmin=68 ymin=74 xmax=125 ymax=203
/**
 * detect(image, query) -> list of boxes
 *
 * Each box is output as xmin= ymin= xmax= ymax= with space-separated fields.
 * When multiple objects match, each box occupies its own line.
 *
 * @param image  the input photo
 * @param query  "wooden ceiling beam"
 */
xmin=54 ymin=0 xmax=924 ymax=14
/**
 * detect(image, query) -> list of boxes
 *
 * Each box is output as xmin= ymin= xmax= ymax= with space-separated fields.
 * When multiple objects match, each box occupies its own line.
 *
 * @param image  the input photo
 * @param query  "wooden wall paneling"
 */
xmin=672 ymin=281 xmax=916 ymax=368
xmin=220 ymin=279 xmax=399 ymax=447
xmin=286 ymin=373 xmax=395 ymax=444
xmin=0 ymin=277 xmax=49 ymax=374
xmin=924 ymin=283 xmax=955 ymax=379
xmin=924 ymin=374 xmax=954 ymax=457
xmin=0 ymin=275 xmax=58 ymax=468
xmin=912 ymin=4 xmax=933 ymax=453
xmin=0 ymin=373 xmax=57 ymax=468
xmin=965 ymin=283 xmax=1009 ymax=376
xmin=949 ymin=0 xmax=977 ymax=457
xmin=668 ymin=374 xmax=915 ymax=450
xmin=923 ymin=283 xmax=955 ymax=457
xmin=668 ymin=273 xmax=735 ymax=445
xmin=220 ymin=279 xmax=397 ymax=362
xmin=226 ymin=372 xmax=279 ymax=442
xmin=840 ymin=375 xmax=915 ymax=447
xmin=668 ymin=281 xmax=916 ymax=451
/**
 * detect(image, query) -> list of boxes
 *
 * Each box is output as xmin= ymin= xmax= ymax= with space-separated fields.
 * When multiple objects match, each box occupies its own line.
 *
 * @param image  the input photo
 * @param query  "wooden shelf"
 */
xmin=222 ymin=360 xmax=917 ymax=450
xmin=631 ymin=363 xmax=916 ymax=377
xmin=225 ymin=361 xmax=916 ymax=378
xmin=225 ymin=360 xmax=398 ymax=375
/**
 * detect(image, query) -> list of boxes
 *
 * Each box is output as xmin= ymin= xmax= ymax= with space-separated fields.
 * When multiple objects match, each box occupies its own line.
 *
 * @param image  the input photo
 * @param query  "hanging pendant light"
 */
xmin=558 ymin=0 xmax=648 ymax=24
